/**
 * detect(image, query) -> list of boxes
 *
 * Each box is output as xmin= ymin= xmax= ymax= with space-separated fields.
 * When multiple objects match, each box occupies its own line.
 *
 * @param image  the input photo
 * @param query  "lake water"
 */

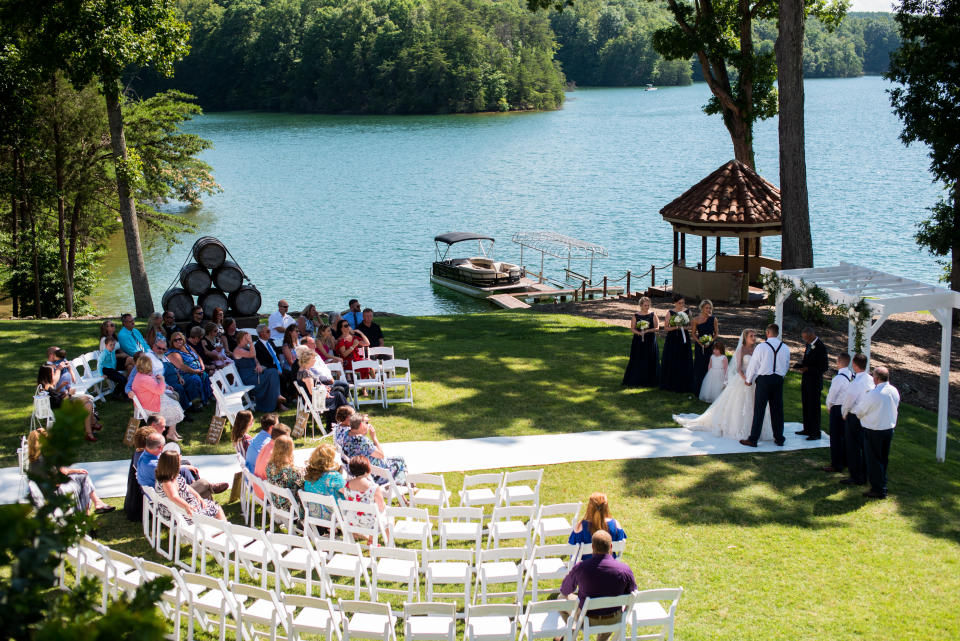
xmin=94 ymin=76 xmax=943 ymax=316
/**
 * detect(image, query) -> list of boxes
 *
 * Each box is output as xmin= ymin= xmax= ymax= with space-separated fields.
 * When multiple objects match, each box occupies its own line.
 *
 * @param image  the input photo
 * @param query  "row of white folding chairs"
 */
xmin=68 ymin=350 xmax=111 ymax=403
xmin=328 ymin=357 xmax=413 ymax=409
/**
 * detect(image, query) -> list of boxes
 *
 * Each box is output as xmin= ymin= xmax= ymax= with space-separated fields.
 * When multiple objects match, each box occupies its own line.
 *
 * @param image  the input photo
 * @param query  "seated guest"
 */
xmin=124 ymin=426 xmax=158 ymax=521
xmin=244 ymin=413 xmax=279 ymax=473
xmin=211 ymin=307 xmax=226 ymax=337
xmin=253 ymin=324 xmax=288 ymax=411
xmin=136 ymin=432 xmax=226 ymax=500
xmin=45 ymin=346 xmax=73 ymax=391
xmin=296 ymin=346 xmax=350 ymax=416
xmin=333 ymin=405 xmax=356 ymax=447
xmin=265 ymin=435 xmax=305 ymax=510
xmin=570 ymin=492 xmax=627 ymax=560
xmin=155 ymin=449 xmax=226 ymax=520
xmin=341 ymin=414 xmax=407 ymax=484
xmin=341 ymin=455 xmax=386 ymax=543
xmin=144 ymin=311 xmax=164 ymax=347
xmin=201 ymin=322 xmax=232 ymax=370
xmin=301 ymin=304 xmax=323 ymax=338
xmin=117 ymin=313 xmax=150 ymax=357
xmin=303 ymin=443 xmax=346 ymax=518
xmin=560 ymin=530 xmax=637 ymax=641
xmin=37 ymin=365 xmax=100 ymax=442
xmin=281 ymin=325 xmax=300 ymax=371
xmin=269 ymin=299 xmax=295 ymax=347
xmin=357 ymin=308 xmax=385 ymax=348
xmin=160 ymin=310 xmax=181 ymax=342
xmin=185 ymin=305 xmax=205 ymax=335
xmin=101 ymin=319 xmax=132 ymax=374
xmin=233 ymin=331 xmax=282 ymax=412
xmin=166 ymin=331 xmax=212 ymax=406
xmin=28 ymin=428 xmax=115 ymax=514
xmin=329 ymin=312 xmax=343 ymax=338
xmin=149 ymin=335 xmax=201 ymax=414
xmin=296 ymin=315 xmax=310 ymax=341
xmin=231 ymin=410 xmax=255 ymax=457
xmin=342 ymin=299 xmax=363 ymax=330
xmin=335 ymin=320 xmax=370 ymax=377
xmin=315 ymin=324 xmax=342 ymax=363
xmin=222 ymin=317 xmax=240 ymax=356
xmin=255 ymin=424 xmax=291 ymax=481
xmin=301 ymin=336 xmax=349 ymax=393
xmin=96 ymin=335 xmax=128 ymax=400
xmin=130 ymin=355 xmax=185 ymax=442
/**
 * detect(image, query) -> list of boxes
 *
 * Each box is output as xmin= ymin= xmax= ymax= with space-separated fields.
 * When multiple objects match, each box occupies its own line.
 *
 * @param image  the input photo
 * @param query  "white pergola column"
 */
xmin=931 ymin=308 xmax=953 ymax=463
xmin=774 ymin=290 xmax=790 ymax=330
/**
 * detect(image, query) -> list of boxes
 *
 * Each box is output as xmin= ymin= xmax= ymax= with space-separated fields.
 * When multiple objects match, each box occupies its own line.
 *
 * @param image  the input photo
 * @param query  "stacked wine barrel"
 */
xmin=161 ymin=237 xmax=262 ymax=321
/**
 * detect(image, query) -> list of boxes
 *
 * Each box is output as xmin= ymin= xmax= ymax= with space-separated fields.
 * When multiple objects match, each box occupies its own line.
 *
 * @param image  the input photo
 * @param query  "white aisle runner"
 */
xmin=0 ymin=423 xmax=824 ymax=504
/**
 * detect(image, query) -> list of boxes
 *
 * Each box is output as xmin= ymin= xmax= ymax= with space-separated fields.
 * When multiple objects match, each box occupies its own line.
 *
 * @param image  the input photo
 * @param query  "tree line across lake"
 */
xmin=135 ymin=0 xmax=902 ymax=114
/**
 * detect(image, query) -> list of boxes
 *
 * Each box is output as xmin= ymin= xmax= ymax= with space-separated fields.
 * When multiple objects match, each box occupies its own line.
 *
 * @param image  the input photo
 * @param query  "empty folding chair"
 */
xmin=69 ymin=355 xmax=107 ymax=402
xmin=312 ymin=538 xmax=372 ymax=600
xmin=340 ymin=600 xmax=397 ymax=641
xmin=521 ymin=544 xmax=579 ymax=601
xmin=190 ymin=513 xmax=233 ymax=577
xmin=229 ymin=521 xmax=278 ymax=588
xmin=78 ymin=538 xmax=111 ymax=612
xmin=474 ymin=547 xmax=526 ymax=605
xmin=137 ymin=559 xmax=187 ymax=641
xmin=438 ymin=507 xmax=484 ymax=552
xmin=465 ymin=604 xmax=519 ymax=641
xmin=382 ymin=359 xmax=413 ymax=408
xmin=283 ymin=593 xmax=343 ymax=641
xmin=104 ymin=547 xmax=144 ymax=599
xmin=338 ymin=500 xmax=388 ymax=548
xmin=268 ymin=532 xmax=329 ymax=597
xmin=141 ymin=484 xmax=160 ymax=549
xmin=574 ymin=595 xmax=633 ymax=641
xmin=222 ymin=362 xmax=255 ymax=396
xmin=209 ymin=369 xmax=254 ymax=423
xmin=386 ymin=506 xmax=433 ymax=551
xmin=371 ymin=464 xmax=408 ymax=507
xmin=31 ymin=385 xmax=56 ymax=429
xmin=487 ymin=506 xmax=536 ymax=549
xmin=367 ymin=346 xmax=395 ymax=362
xmin=459 ymin=473 xmax=503 ymax=519
xmin=300 ymin=489 xmax=349 ymax=542
xmin=518 ymin=599 xmax=578 ymax=641
xmin=533 ymin=503 xmax=581 ymax=545
xmin=403 ymin=602 xmax=457 ymax=641
xmin=181 ymin=572 xmax=240 ymax=641
xmin=612 ymin=539 xmax=627 ymax=557
xmin=627 ymin=588 xmax=683 ymax=641
xmin=328 ymin=362 xmax=356 ymax=404
xmin=230 ymin=582 xmax=287 ymax=641
xmin=371 ymin=546 xmax=420 ymax=603
xmin=241 ymin=468 xmax=269 ymax=529
xmin=351 ymin=359 xmax=385 ymax=408
xmin=263 ymin=480 xmax=301 ymax=533
xmin=404 ymin=473 xmax=452 ymax=517
xmin=423 ymin=548 xmax=473 ymax=607
xmin=498 ymin=470 xmax=543 ymax=508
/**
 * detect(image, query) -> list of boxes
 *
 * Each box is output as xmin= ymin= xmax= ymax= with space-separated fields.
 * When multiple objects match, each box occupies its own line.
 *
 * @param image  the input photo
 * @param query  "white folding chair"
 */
xmin=367 ymin=346 xmax=395 ymax=361
xmin=268 ymin=531 xmax=329 ymax=597
xmin=386 ymin=506 xmax=433 ymax=551
xmin=312 ymin=538 xmax=372 ymax=600
xmin=404 ymin=602 xmax=456 ymax=641
xmin=371 ymin=547 xmax=420 ymax=603
xmin=381 ymin=359 xmax=413 ymax=408
xmin=222 ymin=362 xmax=255 ymax=395
xmin=575 ymin=595 xmax=633 ymax=641
xmin=189 ymin=512 xmax=233 ymax=577
xmin=423 ymin=548 xmax=473 ymax=607
xmin=143 ymin=486 xmax=176 ymax=560
xmin=404 ymin=473 xmax=452 ymax=518
xmin=438 ymin=507 xmax=484 ymax=552
xmin=229 ymin=521 xmax=278 ymax=588
xmin=140 ymin=484 xmax=159 ymax=549
xmin=295 ymin=382 xmax=329 ymax=439
xmin=371 ymin=464 xmax=408 ymax=507
xmin=340 ymin=600 xmax=397 ymax=641
xmin=627 ymin=588 xmax=683 ymax=641
xmin=351 ymin=359 xmax=385 ymax=408
xmin=242 ymin=469 xmax=268 ymax=529
xmin=69 ymin=355 xmax=108 ymax=402
xmin=263 ymin=480 xmax=301 ymax=533
xmin=518 ymin=599 xmax=577 ymax=641
xmin=137 ymin=559 xmax=187 ymax=640
xmin=230 ymin=581 xmax=287 ymax=641
xmin=521 ymin=545 xmax=579 ymax=601
xmin=210 ymin=369 xmax=253 ymax=424
xmin=533 ymin=503 xmax=581 ymax=545
xmin=78 ymin=538 xmax=111 ymax=612
xmin=459 ymin=473 xmax=503 ymax=519
xmin=328 ymin=362 xmax=356 ymax=402
xmin=131 ymin=391 xmax=152 ymax=422
xmin=283 ymin=593 xmax=343 ymax=641
xmin=499 ymin=470 xmax=543 ymax=507
xmin=181 ymin=572 xmax=240 ymax=641
xmin=103 ymin=546 xmax=144 ymax=599
xmin=300 ymin=490 xmax=349 ymax=542
xmin=338 ymin=499 xmax=389 ymax=548
xmin=474 ymin=547 xmax=525 ymax=605
xmin=465 ymin=604 xmax=519 ymax=641
xmin=487 ymin=506 xmax=536 ymax=549
xmin=612 ymin=539 xmax=627 ymax=557
xmin=31 ymin=386 xmax=56 ymax=429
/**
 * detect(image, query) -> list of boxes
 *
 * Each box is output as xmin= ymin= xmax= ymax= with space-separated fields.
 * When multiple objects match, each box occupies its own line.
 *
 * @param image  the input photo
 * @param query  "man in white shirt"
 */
xmin=268 ymin=300 xmax=294 ymax=346
xmin=853 ymin=366 xmax=899 ymax=499
xmin=839 ymin=353 xmax=875 ymax=486
xmin=741 ymin=323 xmax=791 ymax=447
xmin=822 ymin=353 xmax=854 ymax=473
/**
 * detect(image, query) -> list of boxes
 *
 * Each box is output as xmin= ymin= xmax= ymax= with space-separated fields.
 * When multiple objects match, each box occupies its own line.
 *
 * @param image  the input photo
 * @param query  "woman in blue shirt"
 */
xmin=569 ymin=492 xmax=627 ymax=559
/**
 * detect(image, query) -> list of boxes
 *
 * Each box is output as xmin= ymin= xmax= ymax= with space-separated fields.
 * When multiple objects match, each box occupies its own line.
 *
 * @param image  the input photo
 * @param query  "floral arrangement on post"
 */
xmin=843 ymin=298 xmax=873 ymax=354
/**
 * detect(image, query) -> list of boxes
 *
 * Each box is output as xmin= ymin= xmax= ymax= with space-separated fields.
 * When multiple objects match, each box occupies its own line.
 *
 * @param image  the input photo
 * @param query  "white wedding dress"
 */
xmin=675 ymin=347 xmax=773 ymax=441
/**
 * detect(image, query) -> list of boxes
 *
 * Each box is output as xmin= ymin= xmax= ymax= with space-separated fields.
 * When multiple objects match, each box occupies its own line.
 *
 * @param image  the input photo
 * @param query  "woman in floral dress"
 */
xmin=340 ymin=414 xmax=407 ymax=483
xmin=265 ymin=435 xmax=304 ymax=511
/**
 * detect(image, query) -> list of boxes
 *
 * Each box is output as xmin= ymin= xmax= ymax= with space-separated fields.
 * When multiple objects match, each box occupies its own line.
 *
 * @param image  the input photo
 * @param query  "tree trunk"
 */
xmin=10 ymin=149 xmax=20 ymax=317
xmin=776 ymin=0 xmax=814 ymax=270
xmin=952 ymin=183 xmax=959 ymax=324
xmin=104 ymin=80 xmax=154 ymax=317
xmin=52 ymin=85 xmax=74 ymax=316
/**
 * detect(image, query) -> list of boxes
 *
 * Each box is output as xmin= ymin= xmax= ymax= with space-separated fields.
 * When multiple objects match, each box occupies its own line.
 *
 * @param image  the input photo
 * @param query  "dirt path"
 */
xmin=533 ymin=296 xmax=960 ymax=418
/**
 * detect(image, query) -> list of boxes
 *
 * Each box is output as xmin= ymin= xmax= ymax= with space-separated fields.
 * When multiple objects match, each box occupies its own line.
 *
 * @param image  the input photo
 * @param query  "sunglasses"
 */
xmin=173 ymin=338 xmax=184 ymax=342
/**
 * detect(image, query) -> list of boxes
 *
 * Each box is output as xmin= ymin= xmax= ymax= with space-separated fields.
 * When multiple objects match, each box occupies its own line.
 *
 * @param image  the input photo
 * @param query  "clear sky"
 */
xmin=850 ymin=0 xmax=894 ymax=11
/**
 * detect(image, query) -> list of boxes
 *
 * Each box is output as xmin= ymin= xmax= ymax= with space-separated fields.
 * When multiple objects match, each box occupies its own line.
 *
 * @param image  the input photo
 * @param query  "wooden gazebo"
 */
xmin=660 ymin=159 xmax=782 ymax=303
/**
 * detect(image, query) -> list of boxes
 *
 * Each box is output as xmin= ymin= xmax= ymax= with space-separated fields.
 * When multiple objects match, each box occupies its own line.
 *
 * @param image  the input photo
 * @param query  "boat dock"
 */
xmin=489 ymin=282 xmax=625 ymax=310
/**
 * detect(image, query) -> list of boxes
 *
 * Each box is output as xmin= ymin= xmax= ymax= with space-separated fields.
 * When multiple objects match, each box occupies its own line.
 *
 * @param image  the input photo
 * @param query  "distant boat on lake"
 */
xmin=645 ymin=84 xmax=657 ymax=91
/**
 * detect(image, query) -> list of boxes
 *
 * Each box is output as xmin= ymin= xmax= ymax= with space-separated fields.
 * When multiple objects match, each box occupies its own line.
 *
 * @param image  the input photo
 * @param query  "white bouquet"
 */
xmin=637 ymin=320 xmax=650 ymax=331
xmin=670 ymin=311 xmax=690 ymax=327
xmin=699 ymin=333 xmax=714 ymax=346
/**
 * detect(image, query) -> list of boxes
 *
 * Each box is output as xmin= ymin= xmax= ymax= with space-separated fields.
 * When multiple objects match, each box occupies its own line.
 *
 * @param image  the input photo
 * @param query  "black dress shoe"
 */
xmin=739 ymin=439 xmax=758 ymax=447
xmin=840 ymin=477 xmax=865 ymax=485
xmin=805 ymin=435 xmax=821 ymax=441
xmin=774 ymin=439 xmax=785 ymax=446
xmin=795 ymin=430 xmax=809 ymax=435
xmin=862 ymin=490 xmax=886 ymax=499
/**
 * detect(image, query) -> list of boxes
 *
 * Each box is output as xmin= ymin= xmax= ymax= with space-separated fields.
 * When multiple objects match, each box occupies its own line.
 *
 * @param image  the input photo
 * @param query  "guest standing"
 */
xmin=840 ymin=354 xmax=874 ymax=486
xmin=621 ymin=296 xmax=660 ymax=388
xmin=853 ymin=366 xmax=899 ymax=499
xmin=822 ymin=353 xmax=853 ymax=474
xmin=794 ymin=327 xmax=829 ymax=440
xmin=659 ymin=296 xmax=693 ymax=393
xmin=690 ymin=300 xmax=719 ymax=395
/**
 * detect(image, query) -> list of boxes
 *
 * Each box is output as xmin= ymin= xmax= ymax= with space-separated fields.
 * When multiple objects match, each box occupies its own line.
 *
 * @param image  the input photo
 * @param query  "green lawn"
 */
xmin=6 ymin=313 xmax=960 ymax=640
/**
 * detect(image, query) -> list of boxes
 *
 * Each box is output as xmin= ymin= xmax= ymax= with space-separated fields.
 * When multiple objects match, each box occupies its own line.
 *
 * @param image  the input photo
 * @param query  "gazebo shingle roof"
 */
xmin=660 ymin=160 xmax=781 ymax=228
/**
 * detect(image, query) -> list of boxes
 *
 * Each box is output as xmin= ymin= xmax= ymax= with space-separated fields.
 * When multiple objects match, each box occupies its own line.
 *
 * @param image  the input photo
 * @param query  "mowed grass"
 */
xmin=6 ymin=313 xmax=960 ymax=640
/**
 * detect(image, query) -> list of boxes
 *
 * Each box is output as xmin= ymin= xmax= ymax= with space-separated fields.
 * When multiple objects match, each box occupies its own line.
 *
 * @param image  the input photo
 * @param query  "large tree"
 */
xmin=887 ymin=0 xmax=960 ymax=307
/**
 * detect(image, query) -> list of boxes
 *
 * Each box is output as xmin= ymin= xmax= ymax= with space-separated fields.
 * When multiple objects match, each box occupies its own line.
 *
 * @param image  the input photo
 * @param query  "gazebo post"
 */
xmin=931 ymin=307 xmax=952 ymax=462
xmin=680 ymin=233 xmax=686 ymax=264
xmin=742 ymin=247 xmax=750 ymax=303
xmin=673 ymin=230 xmax=678 ymax=264
xmin=701 ymin=236 xmax=707 ymax=271
xmin=715 ymin=236 xmax=721 ymax=262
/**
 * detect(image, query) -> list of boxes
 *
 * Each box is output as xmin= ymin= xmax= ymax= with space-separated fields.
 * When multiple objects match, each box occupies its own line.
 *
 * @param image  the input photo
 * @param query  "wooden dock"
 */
xmin=488 ymin=283 xmax=625 ymax=310
xmin=489 ymin=294 xmax=532 ymax=309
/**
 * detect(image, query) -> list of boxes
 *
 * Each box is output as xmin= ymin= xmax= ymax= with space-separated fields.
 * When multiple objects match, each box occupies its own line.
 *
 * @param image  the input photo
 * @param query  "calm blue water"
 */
xmin=94 ymin=76 xmax=942 ymax=316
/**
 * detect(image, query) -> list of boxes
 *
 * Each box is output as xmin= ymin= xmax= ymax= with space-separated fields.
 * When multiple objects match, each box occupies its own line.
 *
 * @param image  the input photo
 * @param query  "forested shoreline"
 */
xmin=134 ymin=0 xmax=901 ymax=114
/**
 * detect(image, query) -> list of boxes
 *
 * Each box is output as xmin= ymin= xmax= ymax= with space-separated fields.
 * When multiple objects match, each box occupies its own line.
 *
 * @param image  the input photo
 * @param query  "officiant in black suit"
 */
xmin=794 ymin=327 xmax=829 ymax=440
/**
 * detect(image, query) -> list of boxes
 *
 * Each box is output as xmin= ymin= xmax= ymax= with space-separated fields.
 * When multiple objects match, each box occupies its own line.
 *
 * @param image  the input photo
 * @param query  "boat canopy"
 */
xmin=434 ymin=232 xmax=496 ymax=245
xmin=511 ymin=230 xmax=609 ymax=283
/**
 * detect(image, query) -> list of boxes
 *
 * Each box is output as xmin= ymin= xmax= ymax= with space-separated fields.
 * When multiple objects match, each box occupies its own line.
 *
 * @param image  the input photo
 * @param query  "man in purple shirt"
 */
xmin=560 ymin=530 xmax=637 ymax=641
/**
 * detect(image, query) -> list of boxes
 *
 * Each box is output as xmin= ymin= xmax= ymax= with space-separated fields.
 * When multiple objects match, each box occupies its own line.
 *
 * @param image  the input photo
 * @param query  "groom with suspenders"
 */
xmin=741 ymin=324 xmax=791 ymax=447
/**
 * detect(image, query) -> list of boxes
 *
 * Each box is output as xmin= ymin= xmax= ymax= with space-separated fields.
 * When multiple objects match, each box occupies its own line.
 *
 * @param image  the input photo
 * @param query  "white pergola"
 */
xmin=770 ymin=262 xmax=960 ymax=462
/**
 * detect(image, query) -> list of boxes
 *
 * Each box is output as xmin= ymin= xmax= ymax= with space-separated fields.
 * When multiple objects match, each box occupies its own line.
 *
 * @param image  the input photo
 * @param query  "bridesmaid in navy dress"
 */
xmin=622 ymin=296 xmax=660 ymax=387
xmin=691 ymin=300 xmax=720 ymax=396
xmin=659 ymin=295 xmax=694 ymax=393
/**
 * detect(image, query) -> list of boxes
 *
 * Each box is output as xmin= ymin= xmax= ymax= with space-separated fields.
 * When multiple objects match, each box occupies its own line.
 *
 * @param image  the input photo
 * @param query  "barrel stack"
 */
xmin=161 ymin=237 xmax=262 ymax=320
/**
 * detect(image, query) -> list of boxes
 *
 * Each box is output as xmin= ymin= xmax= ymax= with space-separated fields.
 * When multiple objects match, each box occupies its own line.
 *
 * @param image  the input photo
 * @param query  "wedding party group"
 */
xmin=621 ymin=296 xmax=902 ymax=499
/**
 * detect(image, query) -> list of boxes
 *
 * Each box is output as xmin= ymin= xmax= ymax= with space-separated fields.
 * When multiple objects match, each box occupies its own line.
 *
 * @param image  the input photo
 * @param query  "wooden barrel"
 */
xmin=179 ymin=263 xmax=212 ymax=295
xmin=213 ymin=260 xmax=244 ymax=293
xmin=161 ymin=288 xmax=194 ymax=322
xmin=192 ymin=236 xmax=227 ymax=270
xmin=198 ymin=288 xmax=229 ymax=318
xmin=229 ymin=284 xmax=262 ymax=317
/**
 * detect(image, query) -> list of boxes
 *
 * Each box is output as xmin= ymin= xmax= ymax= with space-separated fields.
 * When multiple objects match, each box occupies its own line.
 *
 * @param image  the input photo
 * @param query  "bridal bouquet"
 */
xmin=637 ymin=320 xmax=650 ymax=331
xmin=699 ymin=334 xmax=713 ymax=347
xmin=670 ymin=312 xmax=690 ymax=327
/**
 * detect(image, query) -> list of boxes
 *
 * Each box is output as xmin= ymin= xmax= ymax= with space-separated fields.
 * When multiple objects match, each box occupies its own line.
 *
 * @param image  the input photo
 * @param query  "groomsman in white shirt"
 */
xmin=822 ymin=353 xmax=854 ymax=473
xmin=741 ymin=323 xmax=791 ymax=447
xmin=839 ymin=353 xmax=875 ymax=486
xmin=853 ymin=366 xmax=900 ymax=498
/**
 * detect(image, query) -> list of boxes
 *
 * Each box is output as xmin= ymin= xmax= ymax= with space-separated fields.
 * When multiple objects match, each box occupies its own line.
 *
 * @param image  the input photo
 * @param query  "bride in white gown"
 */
xmin=675 ymin=328 xmax=773 ymax=441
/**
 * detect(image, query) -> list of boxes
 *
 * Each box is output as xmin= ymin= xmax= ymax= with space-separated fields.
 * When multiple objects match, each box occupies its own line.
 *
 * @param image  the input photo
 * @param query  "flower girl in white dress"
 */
xmin=699 ymin=341 xmax=728 ymax=402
